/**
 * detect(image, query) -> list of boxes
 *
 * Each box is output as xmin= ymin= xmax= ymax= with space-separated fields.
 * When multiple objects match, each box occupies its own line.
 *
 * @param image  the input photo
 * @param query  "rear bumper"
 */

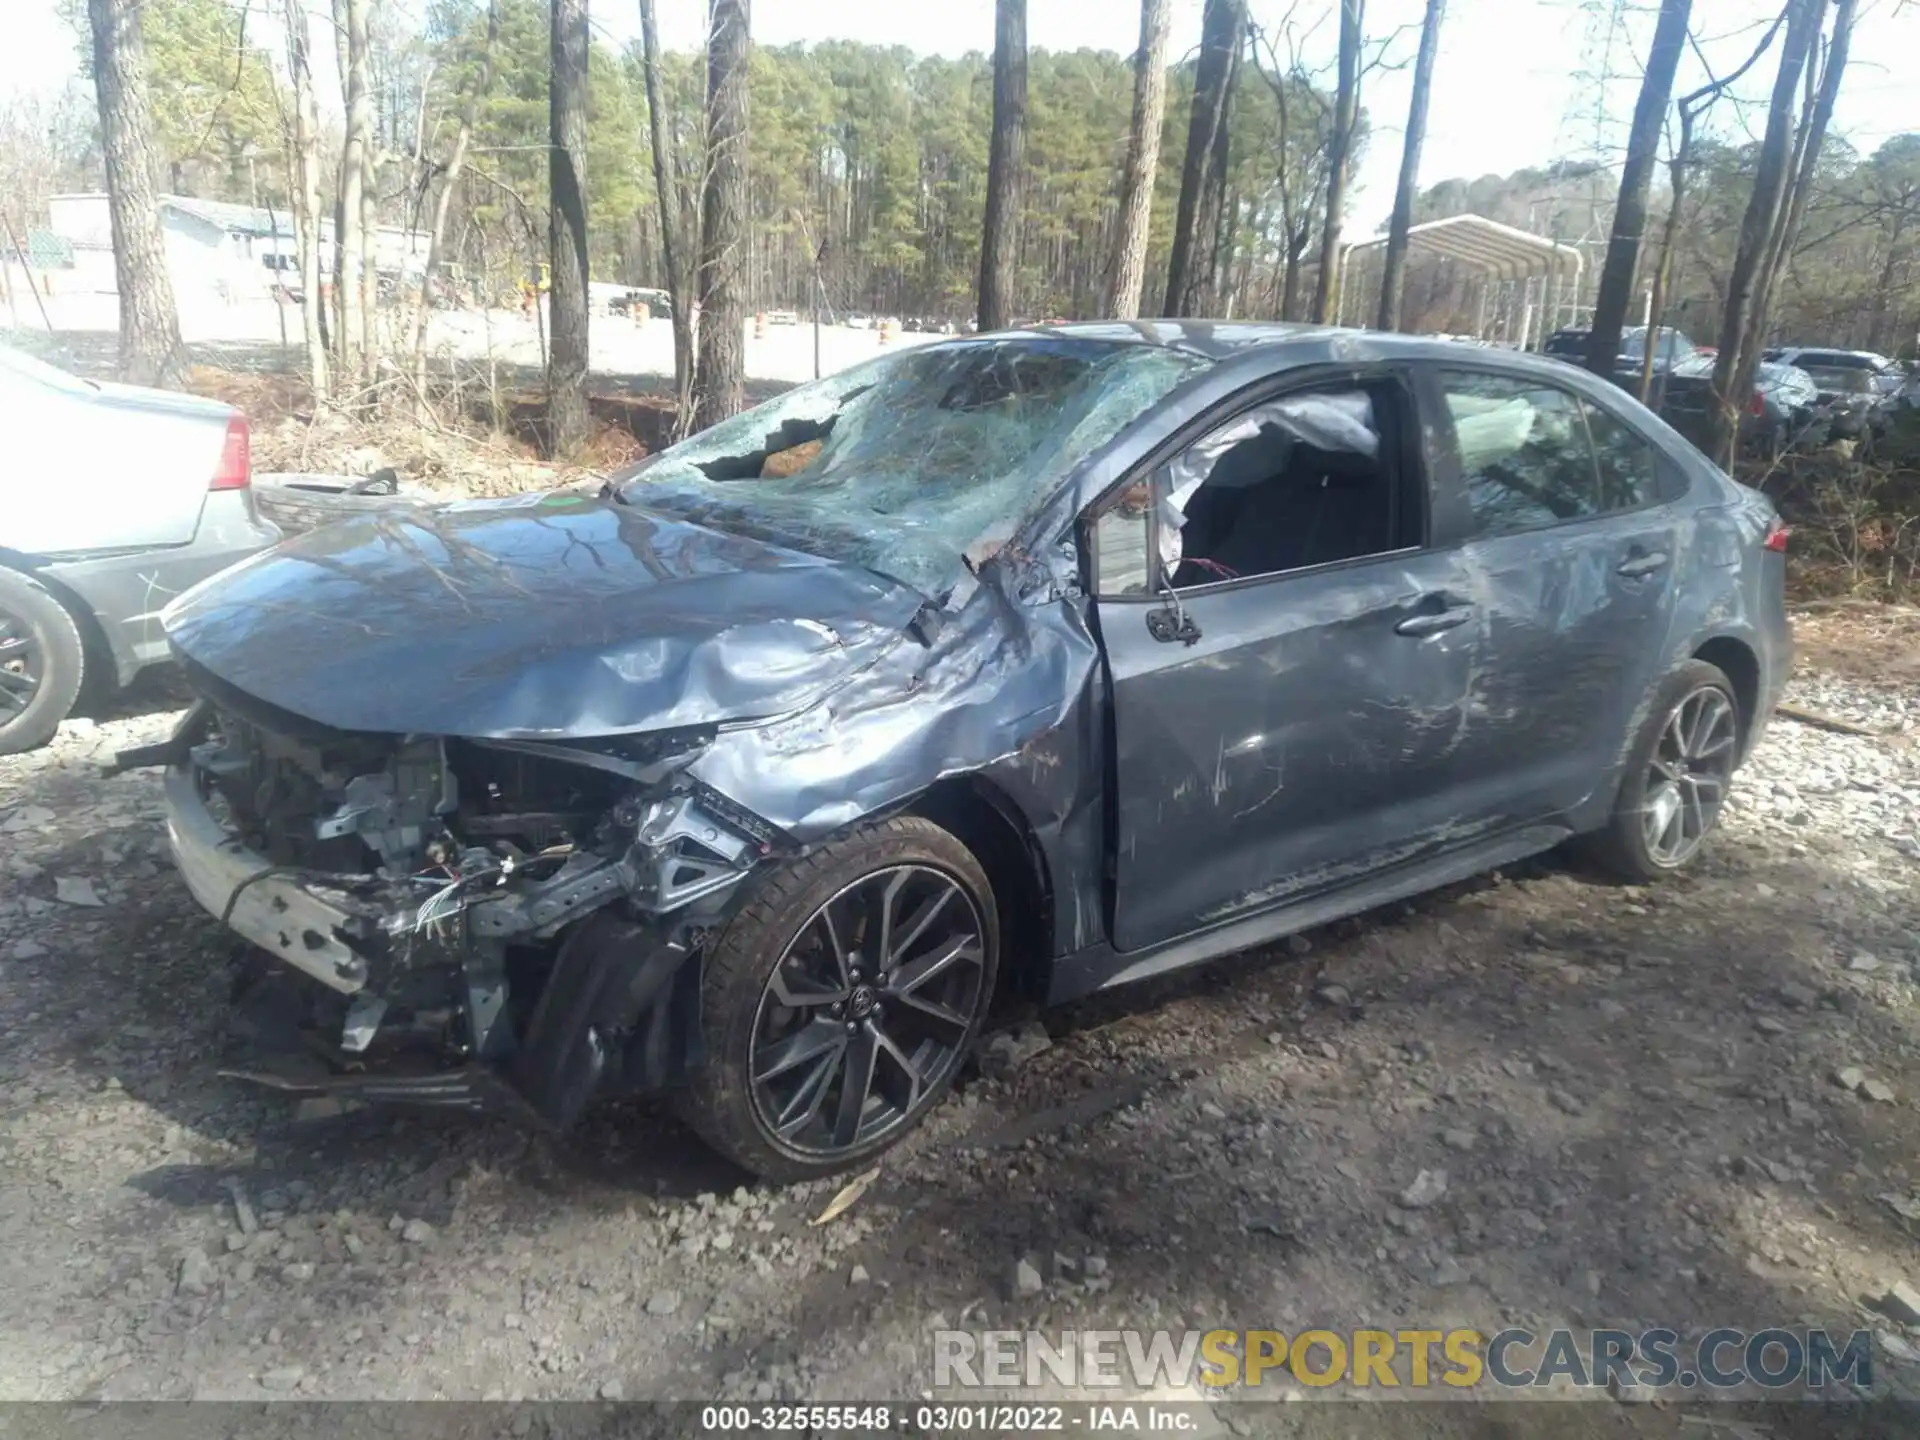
xmin=164 ymin=764 xmax=377 ymax=994
xmin=44 ymin=492 xmax=280 ymax=686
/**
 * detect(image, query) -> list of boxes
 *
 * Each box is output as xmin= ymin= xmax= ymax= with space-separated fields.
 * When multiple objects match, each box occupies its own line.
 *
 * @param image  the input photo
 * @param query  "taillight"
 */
xmin=1749 ymin=389 xmax=1766 ymax=417
xmin=210 ymin=413 xmax=251 ymax=491
xmin=1764 ymin=519 xmax=1790 ymax=553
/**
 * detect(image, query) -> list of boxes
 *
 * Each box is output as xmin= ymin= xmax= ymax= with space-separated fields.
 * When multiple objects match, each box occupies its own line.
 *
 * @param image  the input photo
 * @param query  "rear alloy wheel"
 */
xmin=680 ymin=817 xmax=999 ymax=1181
xmin=0 ymin=569 xmax=86 ymax=756
xmin=1585 ymin=659 xmax=1741 ymax=881
xmin=1640 ymin=686 xmax=1737 ymax=867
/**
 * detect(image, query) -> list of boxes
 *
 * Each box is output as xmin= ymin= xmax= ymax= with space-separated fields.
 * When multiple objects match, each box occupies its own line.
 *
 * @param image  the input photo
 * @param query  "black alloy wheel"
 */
xmin=749 ymin=864 xmax=988 ymax=1155
xmin=678 ymin=816 xmax=1000 ymax=1181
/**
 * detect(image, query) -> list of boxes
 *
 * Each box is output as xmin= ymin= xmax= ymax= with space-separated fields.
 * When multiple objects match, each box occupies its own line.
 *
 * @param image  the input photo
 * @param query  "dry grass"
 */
xmin=185 ymin=363 xmax=670 ymax=501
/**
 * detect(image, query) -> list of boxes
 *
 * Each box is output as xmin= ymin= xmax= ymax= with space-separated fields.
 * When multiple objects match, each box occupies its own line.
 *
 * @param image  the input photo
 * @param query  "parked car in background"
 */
xmin=0 ymin=344 xmax=280 ymax=754
xmin=1658 ymin=355 xmax=1822 ymax=456
xmin=1763 ymin=346 xmax=1904 ymax=400
xmin=1541 ymin=325 xmax=1698 ymax=392
xmin=141 ymin=323 xmax=1790 ymax=1180
xmin=1767 ymin=356 xmax=1890 ymax=441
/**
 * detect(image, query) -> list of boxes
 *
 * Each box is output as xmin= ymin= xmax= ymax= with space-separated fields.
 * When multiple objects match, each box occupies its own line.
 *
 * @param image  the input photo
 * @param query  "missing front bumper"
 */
xmin=164 ymin=764 xmax=382 ymax=993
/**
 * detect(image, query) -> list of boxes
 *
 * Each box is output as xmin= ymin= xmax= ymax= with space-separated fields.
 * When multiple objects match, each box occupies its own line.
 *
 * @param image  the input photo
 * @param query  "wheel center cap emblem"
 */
xmin=849 ymin=985 xmax=878 ymax=1019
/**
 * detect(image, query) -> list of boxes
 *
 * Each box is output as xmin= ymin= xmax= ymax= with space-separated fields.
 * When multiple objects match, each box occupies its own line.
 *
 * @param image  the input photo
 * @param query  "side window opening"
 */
xmin=1148 ymin=382 xmax=1417 ymax=591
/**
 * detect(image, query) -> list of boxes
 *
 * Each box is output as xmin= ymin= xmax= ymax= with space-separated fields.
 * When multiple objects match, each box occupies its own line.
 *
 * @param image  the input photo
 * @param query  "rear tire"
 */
xmin=0 ymin=568 xmax=86 ymax=756
xmin=677 ymin=817 xmax=999 ymax=1182
xmin=1583 ymin=660 xmax=1741 ymax=882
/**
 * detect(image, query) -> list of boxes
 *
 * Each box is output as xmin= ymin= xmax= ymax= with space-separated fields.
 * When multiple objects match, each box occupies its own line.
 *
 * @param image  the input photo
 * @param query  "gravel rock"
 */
xmin=980 ymin=1021 xmax=1052 ymax=1079
xmin=645 ymin=1290 xmax=681 ymax=1317
xmin=1439 ymin=1127 xmax=1478 ymax=1153
xmin=1397 ymin=1170 xmax=1449 ymax=1210
xmin=1014 ymin=1257 xmax=1045 ymax=1297
xmin=259 ymin=1366 xmax=305 ymax=1392
xmin=175 ymin=1248 xmax=215 ymax=1297
xmin=53 ymin=877 xmax=103 ymax=907
xmin=1880 ymin=1281 xmax=1920 ymax=1327
xmin=401 ymin=1219 xmax=435 ymax=1244
xmin=1777 ymin=981 xmax=1819 ymax=1009
xmin=1835 ymin=1066 xmax=1867 ymax=1093
xmin=1548 ymin=1087 xmax=1586 ymax=1116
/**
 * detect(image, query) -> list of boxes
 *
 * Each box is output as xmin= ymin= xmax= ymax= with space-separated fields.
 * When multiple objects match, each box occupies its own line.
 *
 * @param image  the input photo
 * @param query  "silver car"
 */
xmin=0 ymin=343 xmax=280 ymax=753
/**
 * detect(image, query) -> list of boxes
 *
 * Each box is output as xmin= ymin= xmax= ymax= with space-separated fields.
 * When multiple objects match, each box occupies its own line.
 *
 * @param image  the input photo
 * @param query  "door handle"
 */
xmin=1617 ymin=551 xmax=1671 ymax=578
xmin=1394 ymin=608 xmax=1472 ymax=637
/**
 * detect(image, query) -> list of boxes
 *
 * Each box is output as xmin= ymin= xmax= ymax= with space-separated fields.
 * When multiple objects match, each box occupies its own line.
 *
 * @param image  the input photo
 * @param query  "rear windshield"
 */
xmin=1803 ymin=366 xmax=1876 ymax=394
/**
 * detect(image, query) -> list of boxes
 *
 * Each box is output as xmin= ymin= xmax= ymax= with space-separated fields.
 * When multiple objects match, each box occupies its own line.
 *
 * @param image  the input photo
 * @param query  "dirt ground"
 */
xmin=2 ymin=597 xmax=1919 ymax=1431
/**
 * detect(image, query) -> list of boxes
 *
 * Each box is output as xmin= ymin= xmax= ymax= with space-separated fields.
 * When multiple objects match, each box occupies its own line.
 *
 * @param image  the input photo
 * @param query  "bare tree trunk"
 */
xmin=1314 ymin=0 xmax=1363 ymax=324
xmin=1642 ymin=12 xmax=1787 ymax=401
xmin=407 ymin=0 xmax=497 ymax=411
xmin=1102 ymin=0 xmax=1170 ymax=319
xmin=1585 ymin=0 xmax=1691 ymax=382
xmin=283 ymin=0 xmax=329 ymax=401
xmin=1197 ymin=41 xmax=1242 ymax=311
xmin=1640 ymin=110 xmax=1694 ymax=404
xmin=1865 ymin=215 xmax=1906 ymax=355
xmin=1165 ymin=0 xmax=1242 ymax=317
xmin=1376 ymin=0 xmax=1444 ymax=332
xmin=85 ymin=0 xmax=185 ymax=388
xmin=333 ymin=0 xmax=372 ymax=392
xmin=360 ymin=145 xmax=379 ymax=366
xmin=977 ymin=0 xmax=1026 ymax=331
xmin=639 ymin=0 xmax=695 ymax=436
xmin=691 ymin=0 xmax=750 ymax=430
xmin=547 ymin=0 xmax=592 ymax=455
xmin=1705 ymin=0 xmax=1821 ymax=465
xmin=1746 ymin=0 xmax=1855 ymax=379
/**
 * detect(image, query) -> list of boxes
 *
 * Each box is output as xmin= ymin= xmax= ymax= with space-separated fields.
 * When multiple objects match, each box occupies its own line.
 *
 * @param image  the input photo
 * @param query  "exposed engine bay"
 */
xmin=157 ymin=697 xmax=778 ymax=1122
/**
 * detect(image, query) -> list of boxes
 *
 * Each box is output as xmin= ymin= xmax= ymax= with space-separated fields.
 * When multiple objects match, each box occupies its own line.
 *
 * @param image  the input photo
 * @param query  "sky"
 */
xmin=7 ymin=0 xmax=1917 ymax=234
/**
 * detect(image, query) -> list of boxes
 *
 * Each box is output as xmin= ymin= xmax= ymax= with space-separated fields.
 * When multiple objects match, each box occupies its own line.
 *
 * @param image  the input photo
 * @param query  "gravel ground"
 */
xmin=3 ymin=636 xmax=1920 ymax=1418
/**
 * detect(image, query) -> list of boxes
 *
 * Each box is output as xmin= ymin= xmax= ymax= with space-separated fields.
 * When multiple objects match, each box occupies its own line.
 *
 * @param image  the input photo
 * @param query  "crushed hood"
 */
xmin=161 ymin=491 xmax=925 ymax=738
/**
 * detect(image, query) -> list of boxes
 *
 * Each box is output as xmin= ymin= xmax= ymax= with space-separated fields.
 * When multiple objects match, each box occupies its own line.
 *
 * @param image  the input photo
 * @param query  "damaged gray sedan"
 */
xmin=131 ymin=323 xmax=1792 ymax=1179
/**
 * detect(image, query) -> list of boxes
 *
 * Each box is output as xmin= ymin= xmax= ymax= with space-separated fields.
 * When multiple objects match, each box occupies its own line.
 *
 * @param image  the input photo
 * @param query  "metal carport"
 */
xmin=1339 ymin=214 xmax=1585 ymax=348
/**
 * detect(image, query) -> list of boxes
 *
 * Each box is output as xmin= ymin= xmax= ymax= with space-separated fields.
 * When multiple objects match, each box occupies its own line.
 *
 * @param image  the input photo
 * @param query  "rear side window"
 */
xmin=1437 ymin=372 xmax=1658 ymax=538
xmin=1580 ymin=402 xmax=1661 ymax=511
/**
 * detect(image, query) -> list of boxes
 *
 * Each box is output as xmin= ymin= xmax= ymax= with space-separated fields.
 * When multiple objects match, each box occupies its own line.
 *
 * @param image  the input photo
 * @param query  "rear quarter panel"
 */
xmin=6 ymin=381 xmax=230 ymax=554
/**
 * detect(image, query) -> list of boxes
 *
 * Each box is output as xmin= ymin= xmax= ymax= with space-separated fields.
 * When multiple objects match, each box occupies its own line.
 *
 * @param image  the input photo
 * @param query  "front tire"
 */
xmin=0 ymin=569 xmax=86 ymax=756
xmin=678 ymin=817 xmax=1000 ymax=1181
xmin=1585 ymin=660 xmax=1741 ymax=882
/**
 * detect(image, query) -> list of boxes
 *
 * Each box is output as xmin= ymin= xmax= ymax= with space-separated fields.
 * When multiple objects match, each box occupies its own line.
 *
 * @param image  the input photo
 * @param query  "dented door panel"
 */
xmin=1100 ymin=549 xmax=1484 ymax=954
xmin=1452 ymin=510 xmax=1683 ymax=823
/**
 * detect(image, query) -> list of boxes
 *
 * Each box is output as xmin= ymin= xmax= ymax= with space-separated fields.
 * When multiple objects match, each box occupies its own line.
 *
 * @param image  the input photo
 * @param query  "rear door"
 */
xmin=1423 ymin=365 xmax=1683 ymax=826
xmin=1094 ymin=369 xmax=1489 ymax=953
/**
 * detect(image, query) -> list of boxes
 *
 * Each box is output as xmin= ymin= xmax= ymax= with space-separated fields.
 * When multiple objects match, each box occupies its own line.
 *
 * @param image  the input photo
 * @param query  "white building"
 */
xmin=44 ymin=194 xmax=428 ymax=300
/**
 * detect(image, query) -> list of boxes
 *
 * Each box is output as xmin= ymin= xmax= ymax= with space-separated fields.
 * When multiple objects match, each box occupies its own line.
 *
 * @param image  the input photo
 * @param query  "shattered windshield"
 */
xmin=613 ymin=337 xmax=1207 ymax=595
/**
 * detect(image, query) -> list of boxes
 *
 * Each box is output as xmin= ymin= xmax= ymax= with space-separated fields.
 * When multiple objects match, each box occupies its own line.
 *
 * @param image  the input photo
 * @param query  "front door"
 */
xmin=1093 ymin=374 xmax=1488 ymax=954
